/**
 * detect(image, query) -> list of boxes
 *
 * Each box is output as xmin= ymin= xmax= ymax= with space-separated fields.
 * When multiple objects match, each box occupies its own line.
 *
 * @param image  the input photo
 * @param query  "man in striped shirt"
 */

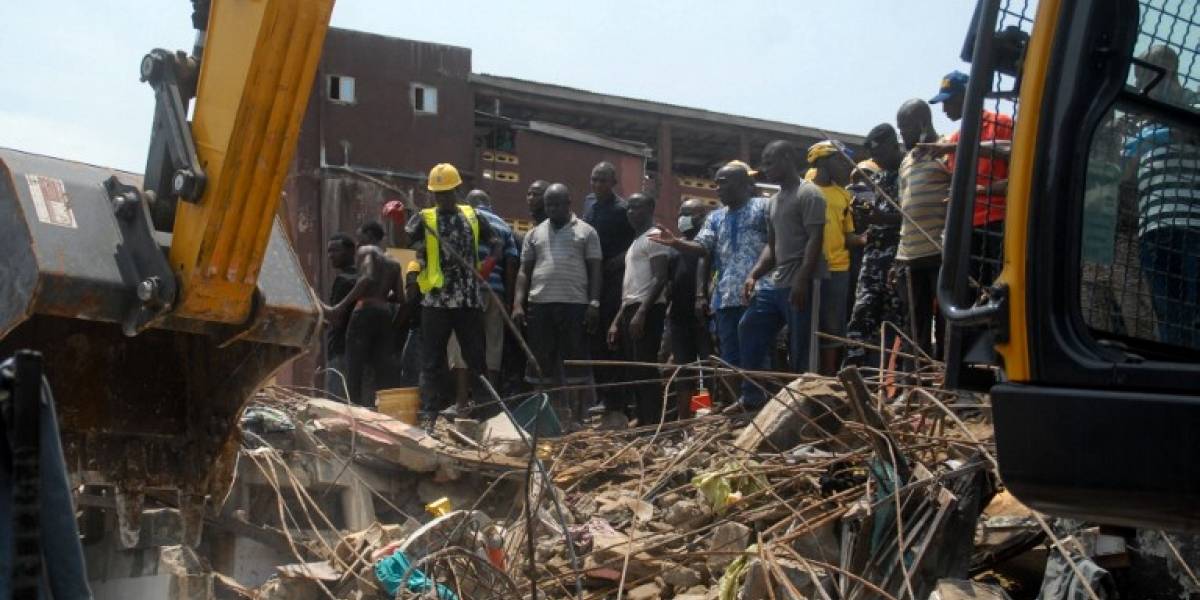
xmin=1127 ymin=126 xmax=1199 ymax=348
xmin=512 ymin=183 xmax=603 ymax=427
xmin=896 ymin=99 xmax=952 ymax=358
xmin=1125 ymin=46 xmax=1200 ymax=348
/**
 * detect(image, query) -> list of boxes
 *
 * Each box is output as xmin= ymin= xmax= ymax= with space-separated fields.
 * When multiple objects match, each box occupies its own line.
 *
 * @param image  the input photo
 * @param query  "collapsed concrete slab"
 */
xmin=733 ymin=378 xmax=851 ymax=453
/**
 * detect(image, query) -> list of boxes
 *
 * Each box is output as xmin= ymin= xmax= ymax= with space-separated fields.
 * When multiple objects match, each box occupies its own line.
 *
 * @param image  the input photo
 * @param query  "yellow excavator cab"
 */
xmin=942 ymin=0 xmax=1200 ymax=531
xmin=0 ymin=0 xmax=333 ymax=546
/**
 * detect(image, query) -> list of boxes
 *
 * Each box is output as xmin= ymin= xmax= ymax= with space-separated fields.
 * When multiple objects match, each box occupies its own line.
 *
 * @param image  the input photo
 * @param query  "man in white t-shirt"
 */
xmin=607 ymin=193 xmax=671 ymax=426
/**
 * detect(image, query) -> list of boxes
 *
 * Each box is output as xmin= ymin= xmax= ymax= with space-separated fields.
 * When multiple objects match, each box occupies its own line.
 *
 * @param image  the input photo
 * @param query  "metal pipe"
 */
xmin=938 ymin=0 xmax=1005 ymax=325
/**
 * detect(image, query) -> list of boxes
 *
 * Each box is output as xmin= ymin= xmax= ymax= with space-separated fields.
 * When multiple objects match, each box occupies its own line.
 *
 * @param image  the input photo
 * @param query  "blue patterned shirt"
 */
xmin=476 ymin=206 xmax=519 ymax=294
xmin=694 ymin=196 xmax=772 ymax=310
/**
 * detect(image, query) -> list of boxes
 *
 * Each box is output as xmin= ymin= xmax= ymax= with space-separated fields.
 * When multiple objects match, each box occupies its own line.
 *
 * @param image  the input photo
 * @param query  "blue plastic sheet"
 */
xmin=375 ymin=550 xmax=457 ymax=599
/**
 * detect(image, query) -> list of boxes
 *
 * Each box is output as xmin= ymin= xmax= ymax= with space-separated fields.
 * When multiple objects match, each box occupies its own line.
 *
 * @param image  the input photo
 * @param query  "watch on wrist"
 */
xmin=589 ymin=299 xmax=601 ymax=308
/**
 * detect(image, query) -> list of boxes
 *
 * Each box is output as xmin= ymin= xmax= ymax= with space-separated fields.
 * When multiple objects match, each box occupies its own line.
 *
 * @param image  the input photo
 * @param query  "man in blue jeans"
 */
xmin=650 ymin=160 xmax=770 ymax=400
xmin=738 ymin=140 xmax=827 ymax=408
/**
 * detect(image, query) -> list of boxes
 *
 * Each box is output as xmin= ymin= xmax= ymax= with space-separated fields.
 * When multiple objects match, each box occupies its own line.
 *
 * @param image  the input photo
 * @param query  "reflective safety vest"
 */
xmin=416 ymin=205 xmax=480 ymax=293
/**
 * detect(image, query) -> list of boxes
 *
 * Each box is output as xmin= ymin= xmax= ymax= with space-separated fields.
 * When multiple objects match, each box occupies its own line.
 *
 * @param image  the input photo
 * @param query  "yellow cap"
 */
xmin=806 ymin=141 xmax=841 ymax=165
xmin=724 ymin=159 xmax=758 ymax=176
xmin=427 ymin=163 xmax=463 ymax=192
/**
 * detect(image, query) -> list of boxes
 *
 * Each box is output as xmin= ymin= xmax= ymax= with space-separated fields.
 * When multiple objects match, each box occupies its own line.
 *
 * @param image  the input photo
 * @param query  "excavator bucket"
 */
xmin=0 ymin=148 xmax=320 ymax=545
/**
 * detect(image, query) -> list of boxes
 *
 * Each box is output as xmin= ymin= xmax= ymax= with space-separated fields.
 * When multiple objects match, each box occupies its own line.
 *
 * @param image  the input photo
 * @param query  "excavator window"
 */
xmin=1078 ymin=0 xmax=1200 ymax=358
xmin=975 ymin=0 xmax=1200 ymax=530
xmin=963 ymin=0 xmax=1036 ymax=290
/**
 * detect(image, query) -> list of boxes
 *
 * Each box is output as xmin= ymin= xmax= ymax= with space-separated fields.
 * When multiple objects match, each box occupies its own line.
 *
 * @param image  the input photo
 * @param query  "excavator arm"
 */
xmin=0 ymin=0 xmax=333 ymax=546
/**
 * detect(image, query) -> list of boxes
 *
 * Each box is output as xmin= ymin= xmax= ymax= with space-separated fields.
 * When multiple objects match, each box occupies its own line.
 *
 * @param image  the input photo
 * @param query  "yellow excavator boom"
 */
xmin=172 ymin=0 xmax=334 ymax=323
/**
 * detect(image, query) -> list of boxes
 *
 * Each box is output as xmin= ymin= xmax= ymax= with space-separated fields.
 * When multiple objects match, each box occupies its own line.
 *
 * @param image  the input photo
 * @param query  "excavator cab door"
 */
xmin=942 ymin=0 xmax=1200 ymax=531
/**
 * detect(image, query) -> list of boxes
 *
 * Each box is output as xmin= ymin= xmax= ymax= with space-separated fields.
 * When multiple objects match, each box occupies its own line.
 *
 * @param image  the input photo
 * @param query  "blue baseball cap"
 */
xmin=929 ymin=70 xmax=969 ymax=103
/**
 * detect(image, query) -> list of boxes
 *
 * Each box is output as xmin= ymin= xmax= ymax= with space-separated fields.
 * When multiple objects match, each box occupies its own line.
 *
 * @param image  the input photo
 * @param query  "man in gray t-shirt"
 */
xmin=737 ymin=140 xmax=826 ymax=408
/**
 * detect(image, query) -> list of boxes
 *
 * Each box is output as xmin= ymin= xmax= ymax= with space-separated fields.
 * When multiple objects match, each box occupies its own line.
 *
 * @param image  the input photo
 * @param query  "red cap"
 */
xmin=382 ymin=200 xmax=406 ymax=225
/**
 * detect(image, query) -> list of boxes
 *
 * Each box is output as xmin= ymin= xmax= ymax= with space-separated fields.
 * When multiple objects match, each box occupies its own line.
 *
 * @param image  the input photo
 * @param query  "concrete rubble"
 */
xmin=74 ymin=376 xmax=1200 ymax=599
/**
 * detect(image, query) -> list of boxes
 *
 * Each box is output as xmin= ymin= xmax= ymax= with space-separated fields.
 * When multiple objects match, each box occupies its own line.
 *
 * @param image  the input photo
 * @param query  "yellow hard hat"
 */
xmin=806 ymin=140 xmax=841 ymax=165
xmin=427 ymin=163 xmax=463 ymax=192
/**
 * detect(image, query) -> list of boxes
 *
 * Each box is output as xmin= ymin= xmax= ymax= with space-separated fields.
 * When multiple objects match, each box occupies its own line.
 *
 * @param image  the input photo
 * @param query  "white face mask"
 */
xmin=677 ymin=215 xmax=694 ymax=234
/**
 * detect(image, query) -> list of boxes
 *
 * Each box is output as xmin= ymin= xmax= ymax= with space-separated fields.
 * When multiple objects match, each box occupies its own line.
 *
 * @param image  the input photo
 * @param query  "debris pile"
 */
xmin=176 ymin=369 xmax=1200 ymax=600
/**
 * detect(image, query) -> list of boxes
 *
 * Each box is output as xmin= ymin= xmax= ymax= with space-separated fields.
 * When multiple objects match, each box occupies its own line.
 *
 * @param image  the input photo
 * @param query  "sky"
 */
xmin=0 ymin=1 xmax=978 ymax=173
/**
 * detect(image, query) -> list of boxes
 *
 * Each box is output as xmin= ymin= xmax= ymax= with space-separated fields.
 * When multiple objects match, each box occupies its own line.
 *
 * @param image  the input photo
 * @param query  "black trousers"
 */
xmin=618 ymin=303 xmax=667 ymax=425
xmin=591 ymin=270 xmax=630 ymax=412
xmin=345 ymin=304 xmax=397 ymax=407
xmin=420 ymin=306 xmax=487 ymax=415
xmin=900 ymin=255 xmax=944 ymax=360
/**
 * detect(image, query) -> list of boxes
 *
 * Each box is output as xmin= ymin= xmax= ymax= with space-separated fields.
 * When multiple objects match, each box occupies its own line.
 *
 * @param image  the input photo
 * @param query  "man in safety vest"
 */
xmin=403 ymin=163 xmax=503 ymax=423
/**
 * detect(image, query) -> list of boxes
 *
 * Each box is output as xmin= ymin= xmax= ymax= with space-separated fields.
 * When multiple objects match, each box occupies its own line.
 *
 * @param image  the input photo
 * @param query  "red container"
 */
xmin=689 ymin=390 xmax=712 ymax=413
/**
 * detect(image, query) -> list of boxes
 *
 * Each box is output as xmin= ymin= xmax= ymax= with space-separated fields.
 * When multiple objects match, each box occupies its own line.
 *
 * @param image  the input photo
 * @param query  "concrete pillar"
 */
xmin=342 ymin=480 xmax=376 ymax=532
xmin=656 ymin=121 xmax=677 ymax=227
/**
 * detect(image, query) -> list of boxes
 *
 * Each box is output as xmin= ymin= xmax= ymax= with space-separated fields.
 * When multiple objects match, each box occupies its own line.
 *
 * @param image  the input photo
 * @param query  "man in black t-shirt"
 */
xmin=666 ymin=199 xmax=712 ymax=419
xmin=582 ymin=161 xmax=637 ymax=421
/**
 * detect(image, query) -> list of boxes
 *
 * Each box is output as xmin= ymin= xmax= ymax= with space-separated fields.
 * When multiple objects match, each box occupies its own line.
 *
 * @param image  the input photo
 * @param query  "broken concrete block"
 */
xmin=734 ymin=378 xmax=849 ymax=453
xmin=160 ymin=545 xmax=214 ymax=600
xmin=304 ymin=398 xmax=443 ymax=471
xmin=455 ymin=417 xmax=482 ymax=441
xmin=663 ymin=498 xmax=712 ymax=529
xmin=600 ymin=410 xmax=630 ymax=430
xmin=626 ymin=581 xmax=662 ymax=600
xmin=127 ymin=508 xmax=183 ymax=549
xmin=661 ymin=563 xmax=703 ymax=589
xmin=741 ymin=558 xmax=829 ymax=600
xmin=790 ymin=518 xmax=840 ymax=564
xmin=706 ymin=522 xmax=750 ymax=574
xmin=480 ymin=411 xmax=528 ymax=457
xmin=255 ymin=576 xmax=321 ymax=600
xmin=587 ymin=531 xmax=663 ymax=580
